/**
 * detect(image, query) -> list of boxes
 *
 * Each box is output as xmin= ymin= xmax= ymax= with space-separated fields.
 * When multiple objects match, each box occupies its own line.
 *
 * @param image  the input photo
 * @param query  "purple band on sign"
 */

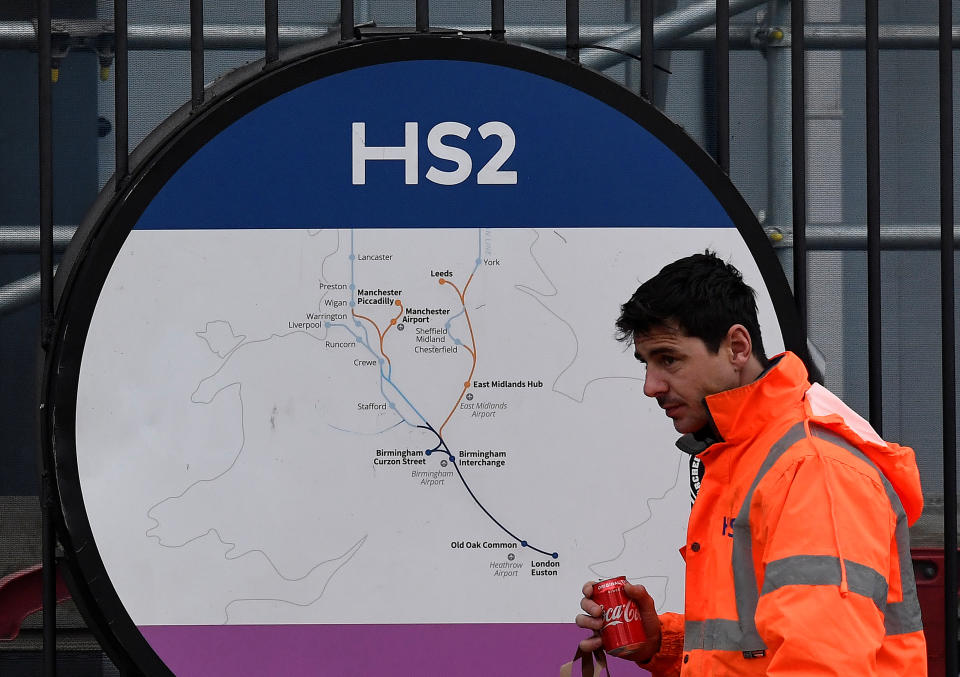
xmin=138 ymin=623 xmax=650 ymax=676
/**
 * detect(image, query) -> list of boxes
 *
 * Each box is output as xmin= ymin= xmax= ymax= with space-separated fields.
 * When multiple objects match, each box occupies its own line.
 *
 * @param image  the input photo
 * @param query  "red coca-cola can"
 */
xmin=593 ymin=576 xmax=647 ymax=657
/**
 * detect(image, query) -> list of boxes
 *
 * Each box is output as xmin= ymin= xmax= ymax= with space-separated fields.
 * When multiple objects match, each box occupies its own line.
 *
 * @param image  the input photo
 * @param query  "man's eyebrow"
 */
xmin=635 ymin=346 xmax=676 ymax=363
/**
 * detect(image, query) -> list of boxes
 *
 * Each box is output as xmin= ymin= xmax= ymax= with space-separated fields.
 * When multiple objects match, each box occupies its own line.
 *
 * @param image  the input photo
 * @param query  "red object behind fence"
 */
xmin=0 ymin=563 xmax=71 ymax=640
xmin=912 ymin=547 xmax=958 ymax=677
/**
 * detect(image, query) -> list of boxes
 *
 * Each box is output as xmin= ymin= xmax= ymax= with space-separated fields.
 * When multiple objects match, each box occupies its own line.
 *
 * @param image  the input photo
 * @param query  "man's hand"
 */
xmin=575 ymin=580 xmax=663 ymax=664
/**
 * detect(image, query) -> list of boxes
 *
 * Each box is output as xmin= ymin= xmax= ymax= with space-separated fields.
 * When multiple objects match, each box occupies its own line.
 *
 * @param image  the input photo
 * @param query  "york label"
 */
xmin=351 ymin=121 xmax=518 ymax=186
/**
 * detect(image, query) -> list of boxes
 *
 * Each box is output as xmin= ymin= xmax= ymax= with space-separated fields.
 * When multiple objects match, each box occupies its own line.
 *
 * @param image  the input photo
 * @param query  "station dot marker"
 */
xmin=350 ymin=301 xmax=355 ymax=307
xmin=325 ymin=322 xmax=331 ymax=328
xmin=349 ymin=254 xmax=354 ymax=260
xmin=552 ymin=552 xmax=559 ymax=559
xmin=476 ymin=258 xmax=482 ymax=265
xmin=395 ymin=300 xmax=402 ymax=306
xmin=390 ymin=319 xmax=397 ymax=325
xmin=378 ymin=358 xmax=384 ymax=364
xmin=425 ymin=449 xmax=432 ymax=455
xmin=454 ymin=339 xmax=461 ymax=345
xmin=449 ymin=455 xmax=456 ymax=462
xmin=521 ymin=541 xmax=528 ymax=548
xmin=464 ymin=381 xmax=470 ymax=388
xmin=389 ymin=402 xmax=396 ymax=409
xmin=438 ymin=279 xmax=446 ymax=285
xmin=349 ymin=283 xmax=355 ymax=290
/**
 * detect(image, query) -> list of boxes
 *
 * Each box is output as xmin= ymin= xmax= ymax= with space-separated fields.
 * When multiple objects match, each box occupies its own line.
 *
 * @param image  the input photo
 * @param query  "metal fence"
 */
xmin=2 ymin=0 xmax=956 ymax=674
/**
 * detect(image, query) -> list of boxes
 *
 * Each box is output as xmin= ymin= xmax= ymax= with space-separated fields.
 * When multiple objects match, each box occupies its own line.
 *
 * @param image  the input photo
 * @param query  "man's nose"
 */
xmin=643 ymin=369 xmax=666 ymax=397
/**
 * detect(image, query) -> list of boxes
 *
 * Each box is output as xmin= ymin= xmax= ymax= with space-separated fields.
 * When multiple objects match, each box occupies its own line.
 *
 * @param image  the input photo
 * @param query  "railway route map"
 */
xmin=77 ymin=226 xmax=782 ymax=627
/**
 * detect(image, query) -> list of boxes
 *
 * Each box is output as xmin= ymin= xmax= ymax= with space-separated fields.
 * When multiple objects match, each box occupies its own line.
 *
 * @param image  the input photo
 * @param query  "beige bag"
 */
xmin=559 ymin=647 xmax=611 ymax=677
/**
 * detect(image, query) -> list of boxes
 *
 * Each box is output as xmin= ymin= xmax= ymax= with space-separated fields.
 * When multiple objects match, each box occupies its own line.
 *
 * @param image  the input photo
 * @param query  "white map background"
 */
xmin=76 ymin=227 xmax=783 ymax=626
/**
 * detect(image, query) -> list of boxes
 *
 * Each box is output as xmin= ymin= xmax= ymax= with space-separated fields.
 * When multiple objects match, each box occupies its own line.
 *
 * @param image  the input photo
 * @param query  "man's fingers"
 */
xmin=577 ymin=580 xmax=604 ymax=654
xmin=575 ymin=613 xmax=603 ymax=631
xmin=578 ymin=635 xmax=603 ymax=653
xmin=622 ymin=582 xmax=656 ymax=609
xmin=575 ymin=610 xmax=603 ymax=654
xmin=580 ymin=596 xmax=602 ymax=617
xmin=621 ymin=582 xmax=662 ymax=648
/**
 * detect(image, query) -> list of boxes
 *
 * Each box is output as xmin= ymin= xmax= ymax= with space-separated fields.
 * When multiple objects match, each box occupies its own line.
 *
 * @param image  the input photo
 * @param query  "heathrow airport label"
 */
xmin=51 ymin=38 xmax=799 ymax=676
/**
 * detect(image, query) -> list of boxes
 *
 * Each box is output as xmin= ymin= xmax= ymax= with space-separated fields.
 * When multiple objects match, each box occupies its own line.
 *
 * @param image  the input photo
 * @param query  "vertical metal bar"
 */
xmin=340 ymin=0 xmax=354 ymax=42
xmin=566 ymin=0 xmax=579 ymax=62
xmin=115 ymin=0 xmax=128 ymax=185
xmin=939 ymin=1 xmax=958 ymax=675
xmin=715 ymin=0 xmax=729 ymax=171
xmin=640 ymin=0 xmax=655 ymax=100
xmin=491 ymin=0 xmax=504 ymax=41
xmin=190 ymin=0 xmax=204 ymax=108
xmin=37 ymin=10 xmax=52 ymax=325
xmin=265 ymin=0 xmax=279 ymax=62
xmin=702 ymin=46 xmax=717 ymax=158
xmin=791 ymin=0 xmax=806 ymax=336
xmin=865 ymin=0 xmax=881 ymax=433
xmin=768 ymin=0 xmax=793 ymax=285
xmin=623 ymin=0 xmax=634 ymax=91
xmin=37 ymin=0 xmax=57 ymax=674
xmin=416 ymin=0 xmax=429 ymax=33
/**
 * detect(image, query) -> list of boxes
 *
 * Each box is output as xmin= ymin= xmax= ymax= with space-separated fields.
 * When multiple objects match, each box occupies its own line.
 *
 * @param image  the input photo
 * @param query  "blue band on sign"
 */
xmin=137 ymin=60 xmax=733 ymax=231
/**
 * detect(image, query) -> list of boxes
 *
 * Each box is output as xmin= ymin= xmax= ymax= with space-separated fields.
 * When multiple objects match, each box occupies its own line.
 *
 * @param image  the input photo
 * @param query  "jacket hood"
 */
xmin=690 ymin=351 xmax=924 ymax=526
xmin=804 ymin=380 xmax=924 ymax=525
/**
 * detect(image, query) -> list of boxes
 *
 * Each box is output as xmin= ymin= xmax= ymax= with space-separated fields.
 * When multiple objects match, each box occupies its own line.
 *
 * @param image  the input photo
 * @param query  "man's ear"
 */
xmin=726 ymin=324 xmax=753 ymax=368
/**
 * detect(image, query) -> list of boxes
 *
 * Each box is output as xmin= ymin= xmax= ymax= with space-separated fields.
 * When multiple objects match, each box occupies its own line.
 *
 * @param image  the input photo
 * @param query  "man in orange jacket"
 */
xmin=576 ymin=252 xmax=927 ymax=675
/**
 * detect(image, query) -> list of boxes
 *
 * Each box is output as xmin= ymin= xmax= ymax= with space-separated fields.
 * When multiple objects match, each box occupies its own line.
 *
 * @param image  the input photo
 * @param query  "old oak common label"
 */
xmin=447 ymin=539 xmax=561 ymax=580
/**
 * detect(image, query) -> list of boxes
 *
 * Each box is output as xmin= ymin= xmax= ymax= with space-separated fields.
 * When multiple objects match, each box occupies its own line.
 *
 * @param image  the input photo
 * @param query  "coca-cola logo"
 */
xmin=602 ymin=601 xmax=640 ymax=627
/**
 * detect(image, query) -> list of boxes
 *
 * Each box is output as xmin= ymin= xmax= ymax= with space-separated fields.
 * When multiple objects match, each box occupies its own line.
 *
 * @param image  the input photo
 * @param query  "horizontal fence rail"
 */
xmin=4 ymin=226 xmax=959 ymax=316
xmin=1 ymin=226 xmax=79 ymax=252
xmin=2 ymin=20 xmax=959 ymax=53
xmin=7 ymin=225 xmax=960 ymax=256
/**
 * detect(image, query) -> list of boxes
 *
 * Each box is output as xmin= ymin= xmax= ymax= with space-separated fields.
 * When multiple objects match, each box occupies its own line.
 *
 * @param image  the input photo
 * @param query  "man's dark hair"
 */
xmin=616 ymin=251 xmax=768 ymax=364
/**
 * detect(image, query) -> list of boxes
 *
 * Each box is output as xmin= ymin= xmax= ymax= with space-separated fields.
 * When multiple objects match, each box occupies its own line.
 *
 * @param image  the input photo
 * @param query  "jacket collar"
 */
xmin=675 ymin=352 xmax=809 ymax=455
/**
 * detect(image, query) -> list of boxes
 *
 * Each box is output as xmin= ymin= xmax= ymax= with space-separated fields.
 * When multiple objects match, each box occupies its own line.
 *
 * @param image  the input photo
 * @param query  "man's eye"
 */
xmin=660 ymin=356 xmax=676 ymax=366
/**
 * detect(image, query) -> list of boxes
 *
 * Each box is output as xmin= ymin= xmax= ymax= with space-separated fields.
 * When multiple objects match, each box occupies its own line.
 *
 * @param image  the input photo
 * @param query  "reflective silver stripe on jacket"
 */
xmin=683 ymin=422 xmax=923 ymax=653
xmin=808 ymin=427 xmax=923 ymax=637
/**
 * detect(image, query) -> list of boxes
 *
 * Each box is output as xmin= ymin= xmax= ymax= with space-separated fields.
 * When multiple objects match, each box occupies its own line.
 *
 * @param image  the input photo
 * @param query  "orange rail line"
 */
xmin=379 ymin=300 xmax=404 ymax=367
xmin=351 ymin=310 xmax=381 ymax=342
xmin=352 ymin=297 xmax=404 ymax=369
xmin=439 ymin=273 xmax=478 ymax=437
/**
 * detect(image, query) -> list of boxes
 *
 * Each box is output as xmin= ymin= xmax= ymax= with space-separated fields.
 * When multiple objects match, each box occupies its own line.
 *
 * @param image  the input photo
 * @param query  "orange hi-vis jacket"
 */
xmin=643 ymin=351 xmax=927 ymax=676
